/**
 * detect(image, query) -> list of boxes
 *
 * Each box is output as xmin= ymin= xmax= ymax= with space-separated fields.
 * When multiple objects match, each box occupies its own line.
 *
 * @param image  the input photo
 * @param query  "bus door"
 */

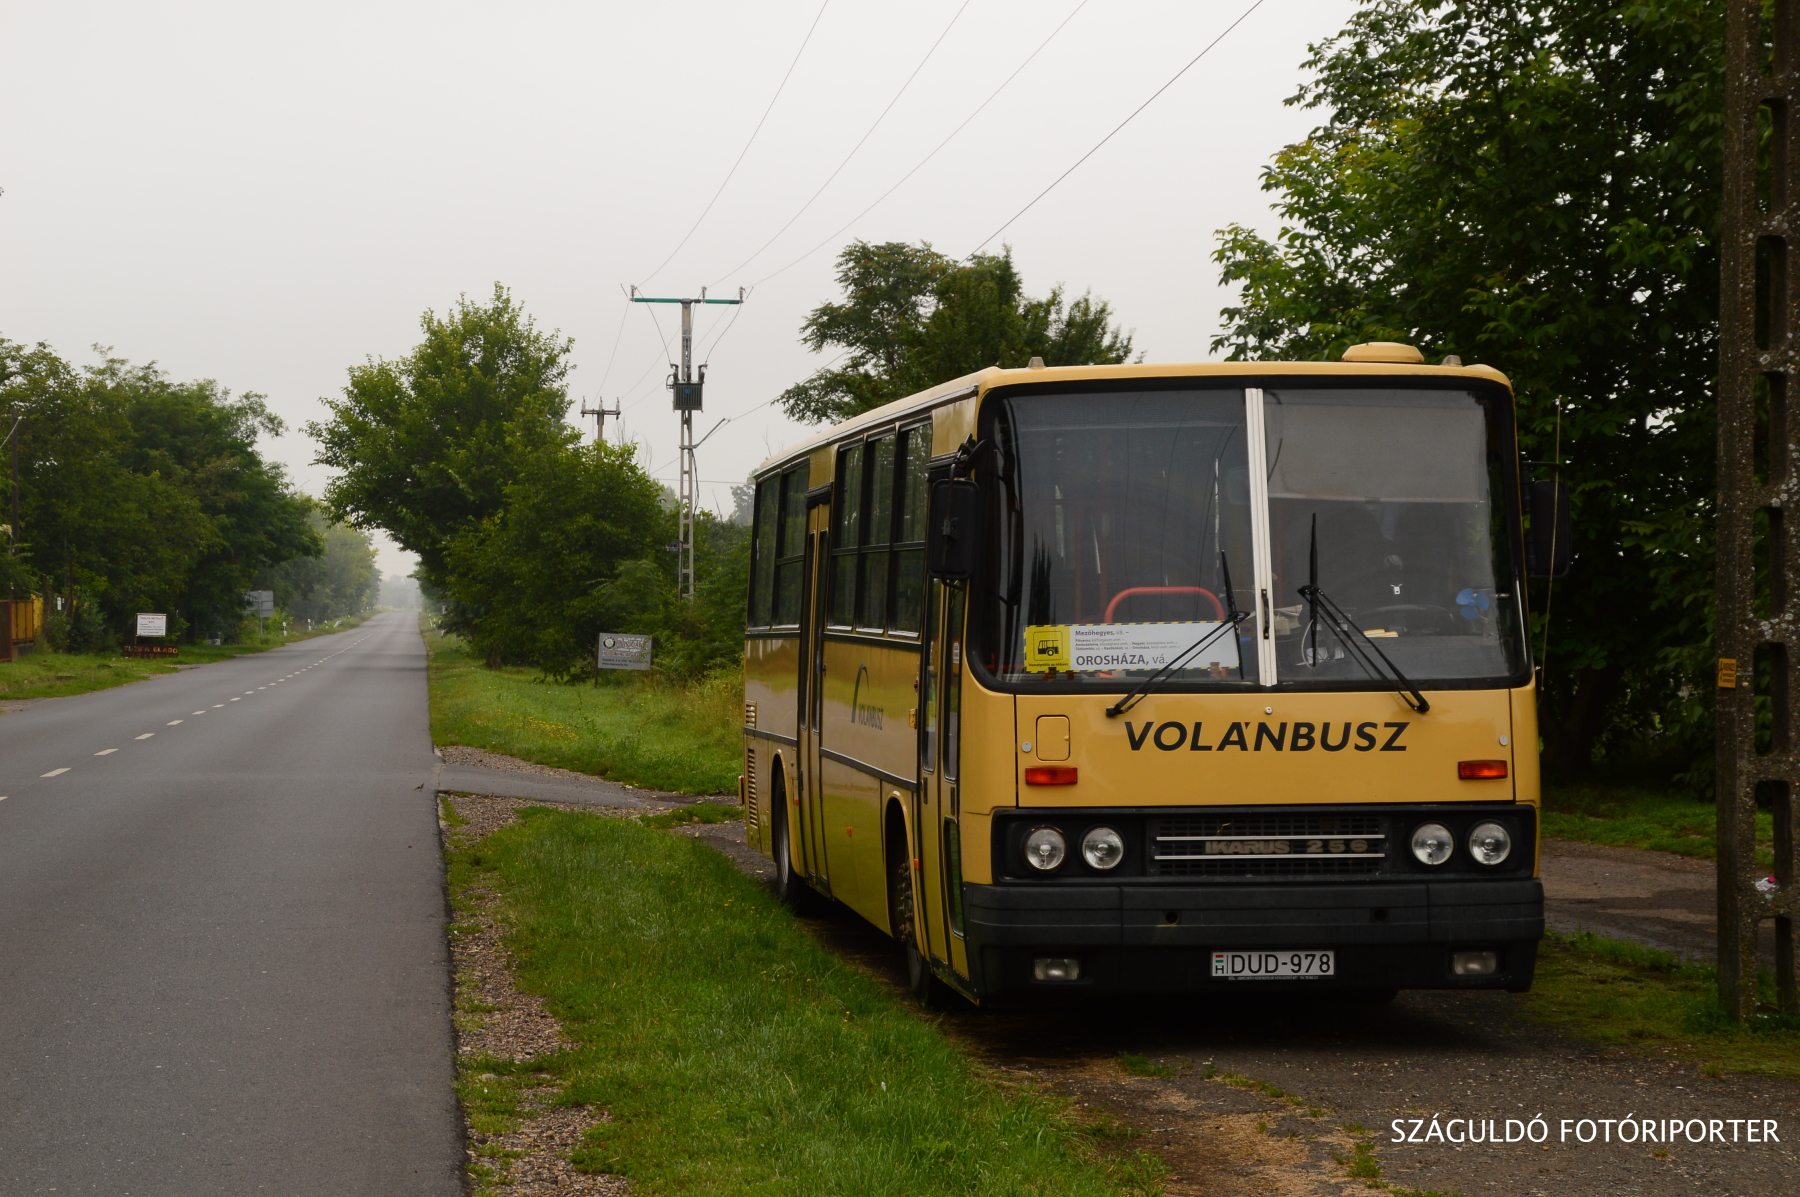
xmin=796 ymin=501 xmax=832 ymax=891
xmin=916 ymin=578 xmax=971 ymax=979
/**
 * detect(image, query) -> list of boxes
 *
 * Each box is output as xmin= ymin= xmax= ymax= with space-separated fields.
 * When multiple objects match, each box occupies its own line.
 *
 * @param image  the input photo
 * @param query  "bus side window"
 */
xmin=750 ymin=475 xmax=780 ymax=626
xmin=891 ymin=425 xmax=930 ymax=633
xmin=774 ymin=462 xmax=810 ymax=625
xmin=944 ymin=586 xmax=964 ymax=779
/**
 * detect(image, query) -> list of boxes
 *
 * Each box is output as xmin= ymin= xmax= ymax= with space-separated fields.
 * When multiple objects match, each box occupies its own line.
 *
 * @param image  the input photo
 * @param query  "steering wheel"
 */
xmin=1355 ymin=604 xmax=1458 ymax=635
xmin=1104 ymin=586 xmax=1226 ymax=623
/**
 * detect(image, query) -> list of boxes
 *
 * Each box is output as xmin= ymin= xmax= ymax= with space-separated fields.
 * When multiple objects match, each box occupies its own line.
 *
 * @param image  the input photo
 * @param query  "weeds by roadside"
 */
xmin=0 ymin=611 xmax=379 ymax=702
xmin=441 ymin=797 xmax=1148 ymax=1196
xmin=1541 ymin=782 xmax=1773 ymax=867
xmin=426 ymin=626 xmax=739 ymax=794
xmin=1521 ymin=929 xmax=1800 ymax=1076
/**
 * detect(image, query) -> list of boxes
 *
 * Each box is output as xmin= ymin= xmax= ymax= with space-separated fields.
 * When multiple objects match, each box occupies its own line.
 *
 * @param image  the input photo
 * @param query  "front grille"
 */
xmin=1149 ymin=812 xmax=1386 ymax=878
xmin=1156 ymin=813 xmax=1383 ymax=838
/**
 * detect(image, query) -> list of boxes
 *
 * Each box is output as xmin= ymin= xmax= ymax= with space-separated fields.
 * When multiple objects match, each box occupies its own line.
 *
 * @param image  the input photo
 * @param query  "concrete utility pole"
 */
xmin=629 ymin=286 xmax=744 ymax=600
xmin=579 ymin=398 xmax=620 ymax=444
xmin=1719 ymin=0 xmax=1800 ymax=1019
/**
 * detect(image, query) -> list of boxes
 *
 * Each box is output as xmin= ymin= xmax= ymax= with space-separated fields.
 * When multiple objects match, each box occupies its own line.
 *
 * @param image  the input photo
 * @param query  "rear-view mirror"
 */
xmin=1527 ymin=477 xmax=1572 ymax=579
xmin=927 ymin=479 xmax=981 ymax=580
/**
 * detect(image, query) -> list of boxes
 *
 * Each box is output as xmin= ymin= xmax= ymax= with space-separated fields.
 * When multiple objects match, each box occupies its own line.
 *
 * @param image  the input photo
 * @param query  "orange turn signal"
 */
xmin=1458 ymin=760 xmax=1508 ymax=780
xmin=1024 ymin=766 xmax=1079 ymax=786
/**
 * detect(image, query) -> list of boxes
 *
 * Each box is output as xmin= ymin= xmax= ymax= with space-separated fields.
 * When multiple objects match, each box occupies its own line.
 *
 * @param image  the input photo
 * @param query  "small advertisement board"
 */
xmin=136 ymin=613 xmax=168 ymax=638
xmin=596 ymin=633 xmax=652 ymax=671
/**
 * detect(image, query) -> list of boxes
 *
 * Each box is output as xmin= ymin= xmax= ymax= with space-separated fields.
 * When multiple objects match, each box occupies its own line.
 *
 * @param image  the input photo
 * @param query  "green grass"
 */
xmin=1115 ymin=1053 xmax=1174 ymax=1078
xmin=425 ymin=627 xmax=741 ymax=795
xmin=445 ymin=802 xmax=1147 ymax=1196
xmin=0 ymin=611 xmax=378 ymax=701
xmin=1541 ymin=782 xmax=1773 ymax=867
xmin=637 ymin=802 xmax=745 ymax=830
xmin=1519 ymin=929 xmax=1800 ymax=1077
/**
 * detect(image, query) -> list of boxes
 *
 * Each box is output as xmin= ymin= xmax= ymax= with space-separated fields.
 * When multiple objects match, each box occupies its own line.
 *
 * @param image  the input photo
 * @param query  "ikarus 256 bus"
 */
xmin=739 ymin=343 xmax=1553 ymax=1003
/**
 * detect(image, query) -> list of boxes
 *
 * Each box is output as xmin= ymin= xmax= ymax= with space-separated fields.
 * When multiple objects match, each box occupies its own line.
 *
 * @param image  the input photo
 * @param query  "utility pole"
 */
xmin=579 ymin=398 xmax=620 ymax=444
xmin=630 ymin=286 xmax=745 ymax=600
xmin=1719 ymin=0 xmax=1800 ymax=1019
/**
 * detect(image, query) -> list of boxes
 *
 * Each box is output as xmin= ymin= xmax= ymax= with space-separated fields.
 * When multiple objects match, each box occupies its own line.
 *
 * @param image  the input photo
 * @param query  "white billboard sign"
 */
xmin=136 ymin=613 xmax=168 ymax=638
xmin=243 ymin=590 xmax=275 ymax=618
xmin=596 ymin=633 xmax=652 ymax=671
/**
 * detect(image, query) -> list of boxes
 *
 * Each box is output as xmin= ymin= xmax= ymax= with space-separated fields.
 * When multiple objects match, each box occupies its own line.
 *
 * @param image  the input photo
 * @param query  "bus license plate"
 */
xmin=1212 ymin=950 xmax=1335 ymax=980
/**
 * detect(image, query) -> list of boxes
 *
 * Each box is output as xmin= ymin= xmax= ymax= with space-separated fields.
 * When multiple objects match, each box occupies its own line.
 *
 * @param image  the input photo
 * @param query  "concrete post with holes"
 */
xmin=1720 ymin=0 xmax=1800 ymax=1018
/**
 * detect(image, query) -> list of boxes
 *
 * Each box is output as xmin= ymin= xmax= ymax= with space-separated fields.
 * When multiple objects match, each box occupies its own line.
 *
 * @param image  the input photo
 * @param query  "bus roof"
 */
xmin=753 ymin=358 xmax=1513 ymax=477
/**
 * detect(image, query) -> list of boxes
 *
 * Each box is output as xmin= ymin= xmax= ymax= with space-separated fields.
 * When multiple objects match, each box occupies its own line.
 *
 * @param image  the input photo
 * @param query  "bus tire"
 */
xmin=771 ymin=774 xmax=826 ymax=915
xmin=888 ymin=822 xmax=958 ymax=1009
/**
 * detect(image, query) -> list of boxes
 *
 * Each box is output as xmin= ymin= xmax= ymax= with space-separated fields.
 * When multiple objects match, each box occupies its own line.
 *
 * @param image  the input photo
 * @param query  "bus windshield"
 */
xmin=984 ymin=385 xmax=1527 ymax=689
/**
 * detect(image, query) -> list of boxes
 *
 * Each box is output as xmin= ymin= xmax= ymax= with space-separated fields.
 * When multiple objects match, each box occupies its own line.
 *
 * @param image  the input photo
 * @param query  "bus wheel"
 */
xmin=888 ymin=832 xmax=957 ymax=1009
xmin=771 ymin=782 xmax=825 ymax=915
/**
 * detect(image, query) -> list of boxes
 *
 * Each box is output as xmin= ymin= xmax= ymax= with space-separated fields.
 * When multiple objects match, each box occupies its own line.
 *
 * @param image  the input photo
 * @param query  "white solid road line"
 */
xmin=41 ymin=769 xmax=68 ymax=778
xmin=95 ymin=750 xmax=117 ymax=756
xmin=135 ymin=734 xmax=154 ymax=740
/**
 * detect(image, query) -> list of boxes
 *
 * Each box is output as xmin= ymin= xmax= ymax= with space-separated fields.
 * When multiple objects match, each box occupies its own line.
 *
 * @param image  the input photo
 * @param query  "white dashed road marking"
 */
xmin=230 ymin=698 xmax=240 ymax=702
xmin=41 ymin=769 xmax=69 ymax=778
xmin=95 ymin=750 xmax=117 ymax=756
xmin=167 ymin=720 xmax=183 ymax=726
xmin=135 ymin=734 xmax=154 ymax=741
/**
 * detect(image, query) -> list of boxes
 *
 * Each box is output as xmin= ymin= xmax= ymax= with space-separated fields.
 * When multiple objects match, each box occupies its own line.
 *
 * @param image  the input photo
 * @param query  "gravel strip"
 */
xmin=442 ymin=793 xmax=634 ymax=1195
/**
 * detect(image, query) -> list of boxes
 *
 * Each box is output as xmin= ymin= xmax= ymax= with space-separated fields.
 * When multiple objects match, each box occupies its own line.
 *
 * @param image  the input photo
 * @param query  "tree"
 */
xmin=0 ymin=339 xmax=319 ymax=643
xmin=1210 ymin=0 xmax=1723 ymax=780
xmin=779 ymin=242 xmax=1136 ymax=424
xmin=440 ymin=441 xmax=667 ymax=674
xmin=307 ymin=284 xmax=577 ymax=591
xmin=261 ymin=511 xmax=381 ymax=624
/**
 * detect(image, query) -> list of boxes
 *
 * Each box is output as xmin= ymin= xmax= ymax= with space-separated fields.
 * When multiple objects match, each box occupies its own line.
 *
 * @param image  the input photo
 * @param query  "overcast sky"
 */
xmin=1 ymin=0 xmax=1355 ymax=577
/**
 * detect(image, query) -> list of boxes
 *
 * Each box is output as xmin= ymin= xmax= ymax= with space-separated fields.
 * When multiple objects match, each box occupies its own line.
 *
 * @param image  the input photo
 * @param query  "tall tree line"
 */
xmin=0 ymin=338 xmax=321 ymax=648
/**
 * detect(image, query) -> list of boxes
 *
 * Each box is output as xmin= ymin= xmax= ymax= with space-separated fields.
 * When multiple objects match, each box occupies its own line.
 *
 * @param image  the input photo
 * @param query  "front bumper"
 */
xmin=962 ymin=878 xmax=1542 ymax=996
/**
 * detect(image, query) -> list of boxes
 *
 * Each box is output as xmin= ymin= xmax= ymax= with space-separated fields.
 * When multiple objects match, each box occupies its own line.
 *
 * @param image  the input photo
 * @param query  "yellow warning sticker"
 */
xmin=1024 ymin=625 xmax=1071 ymax=671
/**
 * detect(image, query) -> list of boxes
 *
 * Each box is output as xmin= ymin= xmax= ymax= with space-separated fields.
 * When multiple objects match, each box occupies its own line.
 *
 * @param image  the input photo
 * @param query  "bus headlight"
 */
xmin=1024 ymin=827 xmax=1067 ymax=871
xmin=1468 ymin=821 xmax=1512 ymax=866
xmin=1081 ymin=826 xmax=1124 ymax=870
xmin=1410 ymin=822 xmax=1454 ymax=866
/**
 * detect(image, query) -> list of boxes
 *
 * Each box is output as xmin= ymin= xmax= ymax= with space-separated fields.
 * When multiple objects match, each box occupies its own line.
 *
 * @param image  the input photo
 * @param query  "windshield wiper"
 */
xmin=1106 ymin=552 xmax=1250 ymax=718
xmin=1296 ymin=514 xmax=1430 ymax=714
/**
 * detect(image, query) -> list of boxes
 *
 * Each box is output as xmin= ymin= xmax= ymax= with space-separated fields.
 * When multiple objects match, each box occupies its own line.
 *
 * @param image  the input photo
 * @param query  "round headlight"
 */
xmin=1024 ymin=827 xmax=1067 ymax=871
xmin=1468 ymin=821 xmax=1512 ymax=866
xmin=1081 ymin=826 xmax=1125 ymax=870
xmin=1410 ymin=822 xmax=1454 ymax=866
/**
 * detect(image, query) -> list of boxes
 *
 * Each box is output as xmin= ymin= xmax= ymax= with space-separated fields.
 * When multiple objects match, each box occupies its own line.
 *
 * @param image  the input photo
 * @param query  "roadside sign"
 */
xmin=597 ymin=633 xmax=652 ymax=671
xmin=243 ymin=590 xmax=275 ymax=618
xmin=136 ymin=613 xmax=168 ymax=637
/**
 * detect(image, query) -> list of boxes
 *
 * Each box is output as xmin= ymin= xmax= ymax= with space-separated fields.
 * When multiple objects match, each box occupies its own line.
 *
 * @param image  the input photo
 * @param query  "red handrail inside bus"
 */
xmin=1103 ymin=586 xmax=1226 ymax=623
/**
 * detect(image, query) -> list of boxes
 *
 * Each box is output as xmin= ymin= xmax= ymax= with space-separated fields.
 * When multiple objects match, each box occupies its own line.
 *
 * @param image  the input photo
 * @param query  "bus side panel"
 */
xmin=820 ymin=638 xmax=922 ymax=788
xmin=745 ymin=635 xmax=800 ymax=859
xmin=819 ymin=756 xmax=883 ymax=926
xmin=1510 ymin=680 xmax=1542 ymax=877
xmin=956 ymin=671 xmax=1017 ymax=883
xmin=931 ymin=397 xmax=976 ymax=455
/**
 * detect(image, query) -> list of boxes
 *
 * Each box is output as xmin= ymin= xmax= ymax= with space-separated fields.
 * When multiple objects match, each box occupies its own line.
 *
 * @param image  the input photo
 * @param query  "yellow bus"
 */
xmin=740 ymin=344 xmax=1549 ymax=1004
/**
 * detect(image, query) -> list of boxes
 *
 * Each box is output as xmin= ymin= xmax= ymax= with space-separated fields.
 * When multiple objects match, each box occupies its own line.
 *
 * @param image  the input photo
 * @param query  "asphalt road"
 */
xmin=0 ymin=611 xmax=459 ymax=1195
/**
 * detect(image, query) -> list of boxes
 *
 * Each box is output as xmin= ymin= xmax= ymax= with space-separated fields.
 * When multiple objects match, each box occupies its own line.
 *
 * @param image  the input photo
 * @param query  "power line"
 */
xmin=714 ymin=0 xmax=974 ymax=284
xmin=966 ymin=0 xmax=1268 ymax=258
xmin=637 ymin=0 xmax=833 ymax=288
xmin=735 ymin=0 xmax=1090 ymax=290
xmin=593 ymin=300 xmax=632 ymax=393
